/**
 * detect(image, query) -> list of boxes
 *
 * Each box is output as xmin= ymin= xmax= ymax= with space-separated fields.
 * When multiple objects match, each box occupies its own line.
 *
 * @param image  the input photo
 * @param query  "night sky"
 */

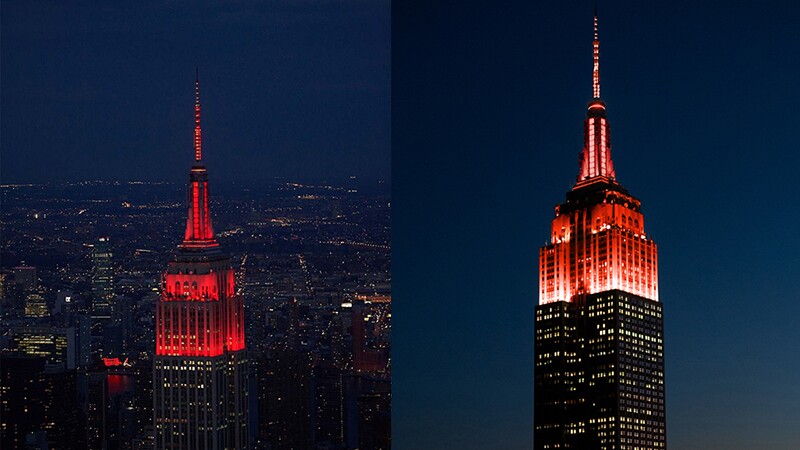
xmin=1 ymin=1 xmax=390 ymax=184
xmin=394 ymin=1 xmax=800 ymax=449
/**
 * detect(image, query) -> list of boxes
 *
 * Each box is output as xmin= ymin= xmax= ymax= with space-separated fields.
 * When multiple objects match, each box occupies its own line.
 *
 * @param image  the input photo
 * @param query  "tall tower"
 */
xmin=91 ymin=236 xmax=115 ymax=320
xmin=153 ymin=72 xmax=249 ymax=450
xmin=534 ymin=12 xmax=666 ymax=449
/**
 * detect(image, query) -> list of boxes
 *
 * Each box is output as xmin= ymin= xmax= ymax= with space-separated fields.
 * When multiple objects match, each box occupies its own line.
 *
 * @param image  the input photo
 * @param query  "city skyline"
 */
xmin=4 ymin=1 xmax=800 ymax=449
xmin=1 ymin=2 xmax=391 ymax=449
xmin=0 ymin=66 xmax=391 ymax=447
xmin=1 ymin=176 xmax=391 ymax=449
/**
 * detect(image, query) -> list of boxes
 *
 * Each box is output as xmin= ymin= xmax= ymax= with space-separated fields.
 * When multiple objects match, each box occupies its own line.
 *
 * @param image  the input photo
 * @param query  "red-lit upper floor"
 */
xmin=179 ymin=166 xmax=219 ymax=250
xmin=539 ymin=183 xmax=658 ymax=304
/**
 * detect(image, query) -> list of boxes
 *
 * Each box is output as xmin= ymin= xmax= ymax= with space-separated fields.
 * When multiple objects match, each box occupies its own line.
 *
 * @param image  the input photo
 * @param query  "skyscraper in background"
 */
xmin=91 ymin=236 xmax=115 ymax=320
xmin=153 ymin=73 xmax=249 ymax=449
xmin=0 ymin=355 xmax=86 ymax=450
xmin=13 ymin=266 xmax=38 ymax=292
xmin=24 ymin=291 xmax=49 ymax=318
xmin=534 ymin=13 xmax=666 ymax=449
xmin=9 ymin=326 xmax=76 ymax=369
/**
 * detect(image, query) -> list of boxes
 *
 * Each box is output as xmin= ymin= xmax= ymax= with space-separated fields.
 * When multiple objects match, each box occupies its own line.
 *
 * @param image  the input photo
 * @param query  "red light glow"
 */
xmin=593 ymin=14 xmax=600 ymax=99
xmin=181 ymin=176 xmax=216 ymax=247
xmin=102 ymin=357 xmax=131 ymax=367
xmin=194 ymin=70 xmax=202 ymax=162
xmin=540 ymin=14 xmax=658 ymax=305
xmin=539 ymin=193 xmax=658 ymax=304
xmin=157 ymin=266 xmax=244 ymax=356
xmin=579 ymin=12 xmax=615 ymax=182
xmin=154 ymin=74 xmax=245 ymax=358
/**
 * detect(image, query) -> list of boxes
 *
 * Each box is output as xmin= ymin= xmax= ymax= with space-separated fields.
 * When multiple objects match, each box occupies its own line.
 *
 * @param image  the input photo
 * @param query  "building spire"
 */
xmin=576 ymin=8 xmax=616 ymax=185
xmin=593 ymin=8 xmax=600 ymax=99
xmin=180 ymin=70 xmax=217 ymax=249
xmin=194 ymin=68 xmax=202 ymax=162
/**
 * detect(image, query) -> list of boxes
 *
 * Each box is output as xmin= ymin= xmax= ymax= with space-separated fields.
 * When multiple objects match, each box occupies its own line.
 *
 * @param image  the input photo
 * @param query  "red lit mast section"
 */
xmin=194 ymin=72 xmax=202 ymax=162
xmin=181 ymin=72 xmax=216 ymax=248
xmin=578 ymin=14 xmax=615 ymax=184
xmin=539 ymin=14 xmax=658 ymax=305
xmin=156 ymin=73 xmax=245 ymax=357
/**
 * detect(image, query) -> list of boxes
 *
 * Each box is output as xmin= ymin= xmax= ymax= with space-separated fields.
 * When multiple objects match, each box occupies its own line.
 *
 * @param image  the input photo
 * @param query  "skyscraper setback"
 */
xmin=153 ymin=73 xmax=249 ymax=449
xmin=534 ymin=13 xmax=666 ymax=449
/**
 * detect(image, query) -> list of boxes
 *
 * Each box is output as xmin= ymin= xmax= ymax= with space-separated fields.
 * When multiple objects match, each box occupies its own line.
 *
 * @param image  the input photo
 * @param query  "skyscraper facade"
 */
xmin=9 ymin=326 xmax=76 ymax=369
xmin=0 ymin=355 xmax=86 ymax=450
xmin=91 ymin=236 xmax=115 ymax=320
xmin=13 ymin=265 xmax=38 ymax=291
xmin=153 ymin=74 xmax=249 ymax=449
xmin=534 ymin=14 xmax=666 ymax=450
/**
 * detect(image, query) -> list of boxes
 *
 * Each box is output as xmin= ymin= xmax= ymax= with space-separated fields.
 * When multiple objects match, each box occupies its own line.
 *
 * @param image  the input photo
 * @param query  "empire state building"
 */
xmin=534 ymin=13 xmax=666 ymax=449
xmin=154 ymin=73 xmax=249 ymax=449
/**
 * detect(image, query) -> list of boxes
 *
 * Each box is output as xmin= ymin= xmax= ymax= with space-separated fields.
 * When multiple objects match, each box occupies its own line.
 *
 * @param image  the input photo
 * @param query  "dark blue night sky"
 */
xmin=1 ymin=1 xmax=390 ymax=184
xmin=393 ymin=1 xmax=800 ymax=449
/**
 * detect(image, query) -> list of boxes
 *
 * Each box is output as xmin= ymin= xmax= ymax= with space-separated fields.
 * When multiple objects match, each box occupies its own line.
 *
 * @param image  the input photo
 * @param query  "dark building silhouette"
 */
xmin=534 ymin=13 xmax=666 ymax=450
xmin=13 ymin=266 xmax=38 ymax=292
xmin=131 ymin=358 xmax=154 ymax=447
xmin=87 ymin=368 xmax=109 ymax=449
xmin=313 ymin=362 xmax=345 ymax=446
xmin=9 ymin=326 xmax=76 ymax=369
xmin=352 ymin=297 xmax=390 ymax=374
xmin=357 ymin=392 xmax=391 ymax=450
xmin=0 ymin=355 xmax=86 ymax=450
xmin=258 ymin=337 xmax=312 ymax=450
xmin=70 ymin=313 xmax=93 ymax=367
xmin=92 ymin=237 xmax=115 ymax=321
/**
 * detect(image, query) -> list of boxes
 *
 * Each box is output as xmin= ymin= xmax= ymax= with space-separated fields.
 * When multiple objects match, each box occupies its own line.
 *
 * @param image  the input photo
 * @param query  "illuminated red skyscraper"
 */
xmin=534 ymin=13 xmax=666 ymax=449
xmin=154 ymin=73 xmax=249 ymax=449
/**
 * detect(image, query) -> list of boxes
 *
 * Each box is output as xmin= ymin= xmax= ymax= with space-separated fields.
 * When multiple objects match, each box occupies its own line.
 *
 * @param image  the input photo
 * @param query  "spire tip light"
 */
xmin=194 ymin=70 xmax=202 ymax=162
xmin=592 ymin=12 xmax=601 ymax=99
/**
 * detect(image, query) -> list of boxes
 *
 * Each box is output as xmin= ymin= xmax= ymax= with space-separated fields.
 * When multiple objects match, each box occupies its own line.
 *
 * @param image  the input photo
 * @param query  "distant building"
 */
xmin=314 ymin=363 xmax=345 ymax=446
xmin=0 ymin=355 xmax=86 ymax=450
xmin=131 ymin=358 xmax=154 ymax=446
xmin=70 ymin=313 xmax=93 ymax=366
xmin=13 ymin=266 xmax=38 ymax=292
xmin=24 ymin=291 xmax=50 ymax=318
xmin=54 ymin=289 xmax=74 ymax=315
xmin=102 ymin=323 xmax=124 ymax=357
xmin=10 ymin=326 xmax=76 ymax=369
xmin=352 ymin=296 xmax=391 ymax=374
xmin=91 ymin=237 xmax=115 ymax=320
xmin=258 ymin=341 xmax=312 ymax=450
xmin=357 ymin=392 xmax=391 ymax=450
xmin=86 ymin=368 xmax=109 ymax=449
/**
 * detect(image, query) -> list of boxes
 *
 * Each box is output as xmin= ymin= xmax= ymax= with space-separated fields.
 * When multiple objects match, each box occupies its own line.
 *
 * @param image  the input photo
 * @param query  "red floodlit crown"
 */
xmin=155 ymin=72 xmax=244 ymax=357
xmin=539 ymin=13 xmax=658 ymax=305
xmin=539 ymin=194 xmax=659 ymax=304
